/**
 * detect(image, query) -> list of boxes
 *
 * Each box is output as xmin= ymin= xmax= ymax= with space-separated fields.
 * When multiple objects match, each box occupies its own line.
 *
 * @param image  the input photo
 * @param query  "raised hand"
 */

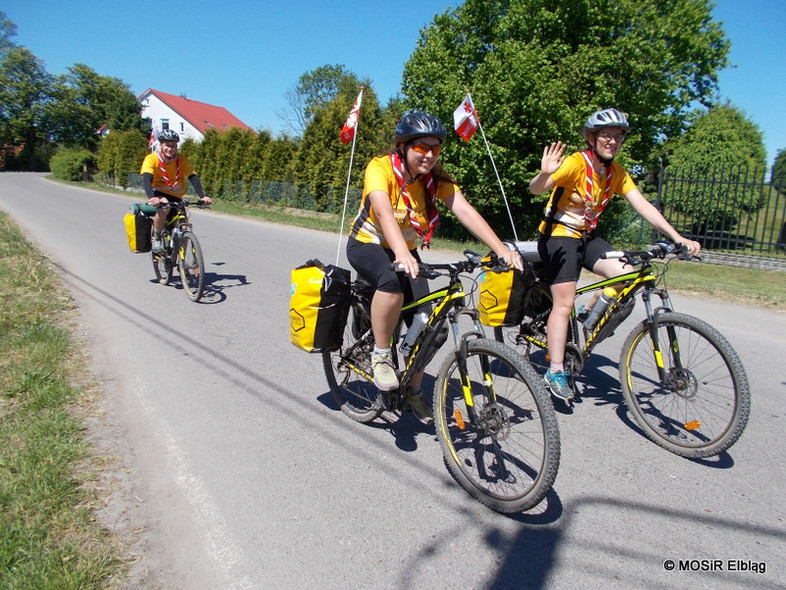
xmin=541 ymin=141 xmax=566 ymax=175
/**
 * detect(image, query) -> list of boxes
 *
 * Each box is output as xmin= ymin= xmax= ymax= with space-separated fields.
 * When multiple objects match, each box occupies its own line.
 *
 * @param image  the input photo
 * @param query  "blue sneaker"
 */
xmin=544 ymin=369 xmax=574 ymax=401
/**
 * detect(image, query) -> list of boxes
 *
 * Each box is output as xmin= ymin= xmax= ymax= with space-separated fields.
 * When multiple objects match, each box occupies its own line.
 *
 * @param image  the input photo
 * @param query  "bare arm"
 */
xmin=445 ymin=190 xmax=523 ymax=271
xmin=624 ymin=189 xmax=701 ymax=255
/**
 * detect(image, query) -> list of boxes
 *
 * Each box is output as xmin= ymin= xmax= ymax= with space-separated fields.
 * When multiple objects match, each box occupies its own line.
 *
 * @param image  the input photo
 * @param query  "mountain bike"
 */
xmin=494 ymin=241 xmax=750 ymax=459
xmin=150 ymin=198 xmax=208 ymax=302
xmin=323 ymin=251 xmax=561 ymax=514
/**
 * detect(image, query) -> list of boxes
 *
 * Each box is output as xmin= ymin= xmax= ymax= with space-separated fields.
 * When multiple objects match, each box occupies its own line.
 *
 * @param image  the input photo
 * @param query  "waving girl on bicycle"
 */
xmin=346 ymin=112 xmax=522 ymax=422
xmin=141 ymin=129 xmax=212 ymax=252
xmin=529 ymin=108 xmax=701 ymax=401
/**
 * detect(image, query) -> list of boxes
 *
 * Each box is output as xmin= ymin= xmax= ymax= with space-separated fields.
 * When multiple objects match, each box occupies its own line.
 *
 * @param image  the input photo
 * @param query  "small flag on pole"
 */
xmin=148 ymin=128 xmax=158 ymax=148
xmin=453 ymin=93 xmax=479 ymax=141
xmin=340 ymin=87 xmax=364 ymax=144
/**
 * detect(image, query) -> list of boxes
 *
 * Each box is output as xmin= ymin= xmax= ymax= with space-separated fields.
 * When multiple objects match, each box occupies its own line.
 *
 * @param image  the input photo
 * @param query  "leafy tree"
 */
xmin=96 ymin=128 xmax=146 ymax=187
xmin=663 ymin=104 xmax=766 ymax=233
xmin=292 ymin=83 xmax=383 ymax=211
xmin=279 ymin=64 xmax=363 ymax=136
xmin=0 ymin=11 xmax=16 ymax=55
xmin=401 ymin=0 xmax=730 ymax=239
xmin=772 ymin=148 xmax=786 ymax=187
xmin=45 ymin=63 xmax=145 ymax=150
xmin=260 ymin=136 xmax=296 ymax=183
xmin=0 ymin=46 xmax=54 ymax=170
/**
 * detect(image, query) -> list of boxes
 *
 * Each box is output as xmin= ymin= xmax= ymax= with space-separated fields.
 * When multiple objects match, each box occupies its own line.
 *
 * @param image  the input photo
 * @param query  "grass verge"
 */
xmin=0 ymin=210 xmax=123 ymax=589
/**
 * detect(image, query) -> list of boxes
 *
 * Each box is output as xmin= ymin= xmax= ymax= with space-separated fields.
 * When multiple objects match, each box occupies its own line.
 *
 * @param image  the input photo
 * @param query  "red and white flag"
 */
xmin=340 ymin=88 xmax=364 ymax=144
xmin=453 ymin=94 xmax=479 ymax=141
xmin=148 ymin=127 xmax=158 ymax=148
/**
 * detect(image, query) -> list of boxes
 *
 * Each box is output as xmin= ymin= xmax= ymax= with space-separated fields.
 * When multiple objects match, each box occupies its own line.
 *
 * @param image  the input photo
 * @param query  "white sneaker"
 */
xmin=372 ymin=351 xmax=399 ymax=391
xmin=152 ymin=237 xmax=164 ymax=252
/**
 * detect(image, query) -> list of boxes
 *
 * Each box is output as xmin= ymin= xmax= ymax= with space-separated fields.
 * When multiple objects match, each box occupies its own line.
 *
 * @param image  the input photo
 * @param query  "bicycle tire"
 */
xmin=434 ymin=338 xmax=560 ymax=513
xmin=322 ymin=300 xmax=384 ymax=423
xmin=179 ymin=231 xmax=205 ymax=302
xmin=620 ymin=312 xmax=750 ymax=458
xmin=152 ymin=231 xmax=173 ymax=285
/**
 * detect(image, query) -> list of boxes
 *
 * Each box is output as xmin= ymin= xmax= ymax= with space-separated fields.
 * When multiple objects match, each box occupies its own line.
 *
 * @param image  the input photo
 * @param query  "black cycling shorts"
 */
xmin=537 ymin=234 xmax=614 ymax=285
xmin=346 ymin=237 xmax=429 ymax=303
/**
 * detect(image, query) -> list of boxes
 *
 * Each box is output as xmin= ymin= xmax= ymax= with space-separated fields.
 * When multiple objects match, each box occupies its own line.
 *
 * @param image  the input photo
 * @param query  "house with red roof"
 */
xmin=138 ymin=88 xmax=251 ymax=145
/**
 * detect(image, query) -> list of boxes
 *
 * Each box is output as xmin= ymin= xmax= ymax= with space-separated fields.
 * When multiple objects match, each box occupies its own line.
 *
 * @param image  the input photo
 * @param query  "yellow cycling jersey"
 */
xmin=538 ymin=152 xmax=637 ymax=238
xmin=349 ymin=155 xmax=459 ymax=250
xmin=140 ymin=152 xmax=196 ymax=198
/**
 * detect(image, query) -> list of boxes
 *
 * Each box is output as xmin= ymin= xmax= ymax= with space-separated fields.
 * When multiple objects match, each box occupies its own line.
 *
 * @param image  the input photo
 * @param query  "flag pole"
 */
xmin=466 ymin=91 xmax=519 ymax=242
xmin=336 ymin=86 xmax=364 ymax=266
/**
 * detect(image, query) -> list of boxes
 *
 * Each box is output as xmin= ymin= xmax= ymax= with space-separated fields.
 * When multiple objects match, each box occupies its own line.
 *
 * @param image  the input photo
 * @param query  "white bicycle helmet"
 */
xmin=581 ymin=108 xmax=630 ymax=138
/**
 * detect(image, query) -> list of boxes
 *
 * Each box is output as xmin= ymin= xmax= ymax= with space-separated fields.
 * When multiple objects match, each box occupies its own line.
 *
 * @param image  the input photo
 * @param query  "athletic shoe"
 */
xmin=152 ymin=237 xmax=164 ymax=252
xmin=372 ymin=351 xmax=399 ymax=391
xmin=406 ymin=391 xmax=434 ymax=425
xmin=544 ymin=368 xmax=574 ymax=401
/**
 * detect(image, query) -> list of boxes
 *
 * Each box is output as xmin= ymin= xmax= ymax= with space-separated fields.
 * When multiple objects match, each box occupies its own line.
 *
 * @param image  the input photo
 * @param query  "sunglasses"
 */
xmin=409 ymin=142 xmax=442 ymax=156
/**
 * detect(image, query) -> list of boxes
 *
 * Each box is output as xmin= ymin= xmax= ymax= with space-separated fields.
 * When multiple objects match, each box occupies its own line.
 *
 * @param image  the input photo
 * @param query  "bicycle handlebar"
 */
xmin=600 ymin=241 xmax=701 ymax=264
xmin=389 ymin=249 xmax=510 ymax=278
xmin=153 ymin=197 xmax=211 ymax=210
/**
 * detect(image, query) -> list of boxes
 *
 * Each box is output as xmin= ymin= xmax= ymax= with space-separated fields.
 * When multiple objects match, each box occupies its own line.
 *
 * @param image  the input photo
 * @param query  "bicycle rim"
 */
xmin=179 ymin=231 xmax=205 ymax=302
xmin=620 ymin=312 xmax=750 ymax=458
xmin=435 ymin=339 xmax=560 ymax=513
xmin=322 ymin=302 xmax=384 ymax=423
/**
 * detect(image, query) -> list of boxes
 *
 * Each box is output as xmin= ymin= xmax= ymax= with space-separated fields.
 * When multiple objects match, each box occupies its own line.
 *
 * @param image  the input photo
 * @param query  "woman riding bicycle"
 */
xmin=141 ymin=129 xmax=212 ymax=252
xmin=529 ymin=108 xmax=701 ymax=401
xmin=346 ymin=111 xmax=522 ymax=423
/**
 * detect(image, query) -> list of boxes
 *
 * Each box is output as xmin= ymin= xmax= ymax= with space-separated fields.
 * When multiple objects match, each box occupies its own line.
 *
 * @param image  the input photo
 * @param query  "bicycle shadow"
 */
xmin=318 ymin=373 xmax=441 ymax=453
xmin=570 ymin=351 xmax=736 ymax=469
xmin=148 ymin=266 xmax=250 ymax=304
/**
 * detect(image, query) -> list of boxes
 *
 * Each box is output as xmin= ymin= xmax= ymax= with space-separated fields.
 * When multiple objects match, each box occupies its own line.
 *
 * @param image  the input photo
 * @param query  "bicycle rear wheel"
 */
xmin=322 ymin=301 xmax=384 ymax=423
xmin=179 ymin=230 xmax=205 ymax=302
xmin=434 ymin=338 xmax=560 ymax=514
xmin=620 ymin=312 xmax=750 ymax=458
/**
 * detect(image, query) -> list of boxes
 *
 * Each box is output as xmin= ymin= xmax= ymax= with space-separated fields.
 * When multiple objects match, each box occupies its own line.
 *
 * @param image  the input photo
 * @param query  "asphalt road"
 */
xmin=1 ymin=173 xmax=784 ymax=590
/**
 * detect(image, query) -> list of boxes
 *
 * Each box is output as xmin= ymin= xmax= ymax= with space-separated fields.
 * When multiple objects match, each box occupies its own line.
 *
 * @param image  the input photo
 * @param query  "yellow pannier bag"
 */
xmin=123 ymin=203 xmax=155 ymax=253
xmin=289 ymin=260 xmax=351 ymax=353
xmin=477 ymin=261 xmax=529 ymax=327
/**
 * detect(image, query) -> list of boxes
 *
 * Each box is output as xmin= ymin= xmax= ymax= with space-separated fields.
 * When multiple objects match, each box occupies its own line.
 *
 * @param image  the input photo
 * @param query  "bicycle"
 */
xmin=150 ymin=198 xmax=208 ymax=303
xmin=494 ymin=240 xmax=750 ymax=459
xmin=323 ymin=251 xmax=561 ymax=514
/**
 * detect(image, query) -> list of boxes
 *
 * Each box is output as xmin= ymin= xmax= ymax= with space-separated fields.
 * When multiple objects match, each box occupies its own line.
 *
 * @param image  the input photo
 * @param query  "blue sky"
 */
xmin=4 ymin=0 xmax=784 ymax=166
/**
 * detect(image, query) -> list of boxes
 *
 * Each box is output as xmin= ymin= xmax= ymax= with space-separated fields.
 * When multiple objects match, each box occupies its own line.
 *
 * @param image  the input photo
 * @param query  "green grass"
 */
xmin=0 ymin=211 xmax=123 ymax=589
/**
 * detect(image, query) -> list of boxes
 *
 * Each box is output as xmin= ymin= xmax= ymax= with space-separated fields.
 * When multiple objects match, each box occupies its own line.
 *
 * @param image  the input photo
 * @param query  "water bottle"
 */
xmin=400 ymin=311 xmax=429 ymax=357
xmin=583 ymin=287 xmax=617 ymax=330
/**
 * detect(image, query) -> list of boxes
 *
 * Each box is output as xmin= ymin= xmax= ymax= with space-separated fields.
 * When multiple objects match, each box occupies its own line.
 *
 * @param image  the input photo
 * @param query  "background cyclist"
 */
xmin=346 ymin=111 xmax=522 ymax=423
xmin=141 ymin=129 xmax=212 ymax=252
xmin=529 ymin=108 xmax=701 ymax=401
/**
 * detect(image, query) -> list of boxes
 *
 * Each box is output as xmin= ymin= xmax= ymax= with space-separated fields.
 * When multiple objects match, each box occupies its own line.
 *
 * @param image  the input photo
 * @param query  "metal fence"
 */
xmin=655 ymin=164 xmax=786 ymax=257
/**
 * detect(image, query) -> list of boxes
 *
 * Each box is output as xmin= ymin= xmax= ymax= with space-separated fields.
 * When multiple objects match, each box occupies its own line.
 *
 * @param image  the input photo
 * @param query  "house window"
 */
xmin=161 ymin=119 xmax=169 ymax=130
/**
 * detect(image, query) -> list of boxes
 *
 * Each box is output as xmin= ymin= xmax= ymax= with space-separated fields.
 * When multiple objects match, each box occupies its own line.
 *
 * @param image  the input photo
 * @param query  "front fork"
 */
xmin=642 ymin=289 xmax=681 ymax=387
xmin=448 ymin=307 xmax=495 ymax=428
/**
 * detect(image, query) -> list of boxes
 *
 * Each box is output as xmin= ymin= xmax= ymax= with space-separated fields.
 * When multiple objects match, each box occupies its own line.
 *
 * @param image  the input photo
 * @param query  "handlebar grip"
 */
xmin=600 ymin=251 xmax=625 ymax=260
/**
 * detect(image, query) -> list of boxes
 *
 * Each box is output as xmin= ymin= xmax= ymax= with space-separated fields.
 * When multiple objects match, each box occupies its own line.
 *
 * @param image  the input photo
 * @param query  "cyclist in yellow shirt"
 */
xmin=529 ymin=108 xmax=701 ymax=401
xmin=346 ymin=112 xmax=522 ymax=423
xmin=140 ymin=129 xmax=212 ymax=252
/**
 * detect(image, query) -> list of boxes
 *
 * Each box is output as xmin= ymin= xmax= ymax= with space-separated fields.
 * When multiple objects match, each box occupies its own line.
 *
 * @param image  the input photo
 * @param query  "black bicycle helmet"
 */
xmin=581 ymin=108 xmax=629 ymax=139
xmin=158 ymin=129 xmax=180 ymax=143
xmin=394 ymin=112 xmax=446 ymax=144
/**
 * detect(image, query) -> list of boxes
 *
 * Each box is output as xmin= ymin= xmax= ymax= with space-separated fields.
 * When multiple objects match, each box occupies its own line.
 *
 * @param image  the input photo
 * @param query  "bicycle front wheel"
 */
xmin=322 ymin=301 xmax=384 ymax=424
xmin=179 ymin=231 xmax=205 ymax=302
xmin=435 ymin=338 xmax=560 ymax=514
xmin=620 ymin=312 xmax=750 ymax=458
xmin=152 ymin=240 xmax=173 ymax=285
